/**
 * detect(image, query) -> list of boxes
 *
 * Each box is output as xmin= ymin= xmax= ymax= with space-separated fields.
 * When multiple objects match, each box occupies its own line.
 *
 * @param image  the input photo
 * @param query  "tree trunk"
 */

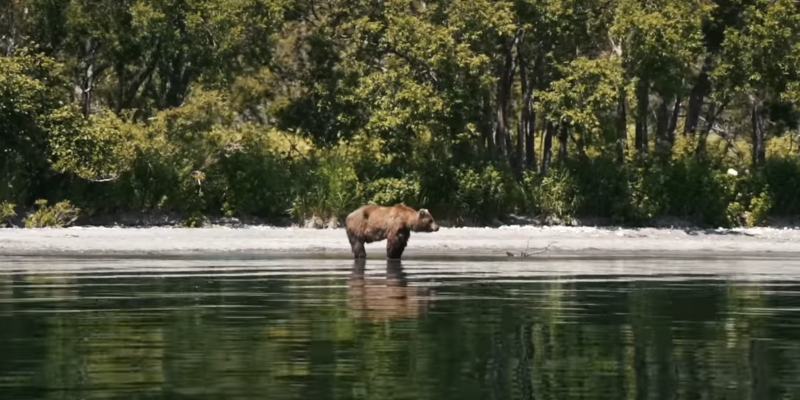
xmin=0 ymin=1 xmax=28 ymax=56
xmin=695 ymin=102 xmax=715 ymax=156
xmin=495 ymin=82 xmax=508 ymax=158
xmin=495 ymin=31 xmax=522 ymax=158
xmin=655 ymin=95 xmax=679 ymax=159
xmin=695 ymin=99 xmax=731 ymax=157
xmin=574 ymin=128 xmax=586 ymax=159
xmin=475 ymin=98 xmax=486 ymax=155
xmin=163 ymin=52 xmax=194 ymax=109
xmin=115 ymin=40 xmax=162 ymax=114
xmin=516 ymin=32 xmax=534 ymax=173
xmin=483 ymin=91 xmax=496 ymax=156
xmin=77 ymin=38 xmax=107 ymax=118
xmin=667 ymin=96 xmax=681 ymax=149
xmin=684 ymin=59 xmax=711 ymax=136
xmin=515 ymin=106 xmax=525 ymax=175
xmin=750 ymin=95 xmax=766 ymax=167
xmin=616 ymin=87 xmax=628 ymax=164
xmin=796 ymin=119 xmax=800 ymax=155
xmin=529 ymin=41 xmax=549 ymax=171
xmin=655 ymin=96 xmax=669 ymax=157
xmin=558 ymin=122 xmax=568 ymax=162
xmin=526 ymin=107 xmax=536 ymax=171
xmin=541 ymin=121 xmax=555 ymax=176
xmin=634 ymin=78 xmax=649 ymax=155
xmin=79 ymin=66 xmax=95 ymax=118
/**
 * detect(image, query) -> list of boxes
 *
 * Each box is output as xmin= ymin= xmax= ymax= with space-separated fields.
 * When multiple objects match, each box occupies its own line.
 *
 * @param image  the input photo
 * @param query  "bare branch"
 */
xmin=84 ymin=173 xmax=122 ymax=183
xmin=507 ymin=241 xmax=558 ymax=257
xmin=609 ymin=33 xmax=622 ymax=57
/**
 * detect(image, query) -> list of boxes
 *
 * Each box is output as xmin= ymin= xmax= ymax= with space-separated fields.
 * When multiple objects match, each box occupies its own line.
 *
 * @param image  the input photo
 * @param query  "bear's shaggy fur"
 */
xmin=345 ymin=204 xmax=439 ymax=259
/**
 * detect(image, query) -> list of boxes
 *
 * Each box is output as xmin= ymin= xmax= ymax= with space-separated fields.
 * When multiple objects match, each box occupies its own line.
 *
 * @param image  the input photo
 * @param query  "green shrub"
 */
xmin=452 ymin=163 xmax=518 ymax=222
xmin=660 ymin=157 xmax=735 ymax=226
xmin=747 ymin=189 xmax=773 ymax=227
xmin=0 ymin=201 xmax=16 ymax=227
xmin=565 ymin=156 xmax=631 ymax=222
xmin=522 ymin=167 xmax=579 ymax=223
xmin=415 ymin=157 xmax=459 ymax=216
xmin=726 ymin=201 xmax=747 ymax=227
xmin=759 ymin=157 xmax=800 ymax=216
xmin=212 ymin=129 xmax=294 ymax=219
xmin=24 ymin=199 xmax=80 ymax=228
xmin=624 ymin=163 xmax=664 ymax=224
xmin=288 ymin=150 xmax=363 ymax=223
xmin=363 ymin=176 xmax=421 ymax=207
xmin=516 ymin=153 xmax=752 ymax=228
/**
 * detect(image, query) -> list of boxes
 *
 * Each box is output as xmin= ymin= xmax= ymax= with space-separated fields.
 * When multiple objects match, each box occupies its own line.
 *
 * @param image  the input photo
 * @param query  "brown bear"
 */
xmin=345 ymin=204 xmax=440 ymax=259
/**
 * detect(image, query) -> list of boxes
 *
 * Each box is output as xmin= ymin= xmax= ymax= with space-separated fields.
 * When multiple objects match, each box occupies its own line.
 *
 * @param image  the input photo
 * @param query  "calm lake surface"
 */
xmin=2 ymin=255 xmax=800 ymax=400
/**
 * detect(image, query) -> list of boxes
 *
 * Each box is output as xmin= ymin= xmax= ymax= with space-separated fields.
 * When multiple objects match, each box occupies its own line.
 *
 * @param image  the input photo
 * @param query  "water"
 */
xmin=2 ymin=255 xmax=800 ymax=400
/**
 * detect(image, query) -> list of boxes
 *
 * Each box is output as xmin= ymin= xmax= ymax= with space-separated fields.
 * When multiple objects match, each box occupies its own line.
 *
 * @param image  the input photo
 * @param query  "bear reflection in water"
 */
xmin=347 ymin=259 xmax=434 ymax=321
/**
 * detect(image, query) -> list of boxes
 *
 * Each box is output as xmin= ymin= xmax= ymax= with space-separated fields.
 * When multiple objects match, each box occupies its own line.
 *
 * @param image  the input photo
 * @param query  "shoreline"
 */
xmin=12 ymin=208 xmax=800 ymax=230
xmin=2 ymin=225 xmax=800 ymax=259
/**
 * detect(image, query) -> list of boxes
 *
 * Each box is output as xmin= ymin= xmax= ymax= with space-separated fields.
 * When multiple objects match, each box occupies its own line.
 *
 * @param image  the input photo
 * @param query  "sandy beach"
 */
xmin=1 ymin=225 xmax=799 ymax=259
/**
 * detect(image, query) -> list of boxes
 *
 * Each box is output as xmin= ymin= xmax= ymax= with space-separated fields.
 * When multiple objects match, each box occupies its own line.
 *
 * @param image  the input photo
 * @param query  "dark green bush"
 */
xmin=363 ymin=176 xmax=422 ymax=207
xmin=760 ymin=157 xmax=800 ymax=216
xmin=451 ymin=163 xmax=518 ymax=222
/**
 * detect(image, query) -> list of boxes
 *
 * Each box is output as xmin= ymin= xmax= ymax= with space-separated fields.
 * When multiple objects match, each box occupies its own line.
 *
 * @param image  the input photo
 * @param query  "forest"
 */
xmin=1 ymin=0 xmax=800 ymax=228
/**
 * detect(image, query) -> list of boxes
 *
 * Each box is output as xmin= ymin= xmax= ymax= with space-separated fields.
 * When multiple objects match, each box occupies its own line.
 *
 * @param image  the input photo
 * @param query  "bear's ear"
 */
xmin=419 ymin=208 xmax=429 ymax=216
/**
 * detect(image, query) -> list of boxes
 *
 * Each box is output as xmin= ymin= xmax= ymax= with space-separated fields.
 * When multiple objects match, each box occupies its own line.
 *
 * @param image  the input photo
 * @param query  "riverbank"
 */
xmin=1 ymin=225 xmax=800 ymax=259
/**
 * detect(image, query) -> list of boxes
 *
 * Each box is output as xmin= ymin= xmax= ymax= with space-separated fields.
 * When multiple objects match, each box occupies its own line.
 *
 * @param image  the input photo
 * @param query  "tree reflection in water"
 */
xmin=1 ymin=258 xmax=800 ymax=400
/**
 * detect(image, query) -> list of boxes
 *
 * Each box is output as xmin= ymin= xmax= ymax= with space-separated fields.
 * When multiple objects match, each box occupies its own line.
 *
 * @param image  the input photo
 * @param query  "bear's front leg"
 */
xmin=353 ymin=240 xmax=367 ymax=259
xmin=347 ymin=229 xmax=367 ymax=258
xmin=386 ymin=229 xmax=409 ymax=259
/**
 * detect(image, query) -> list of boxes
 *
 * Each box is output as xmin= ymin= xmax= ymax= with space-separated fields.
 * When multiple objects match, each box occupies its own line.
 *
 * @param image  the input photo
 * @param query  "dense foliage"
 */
xmin=2 ymin=0 xmax=800 ymax=227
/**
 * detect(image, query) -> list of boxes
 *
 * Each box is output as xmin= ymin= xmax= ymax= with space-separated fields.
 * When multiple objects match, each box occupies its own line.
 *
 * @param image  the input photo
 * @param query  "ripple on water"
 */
xmin=1 ymin=256 xmax=800 ymax=399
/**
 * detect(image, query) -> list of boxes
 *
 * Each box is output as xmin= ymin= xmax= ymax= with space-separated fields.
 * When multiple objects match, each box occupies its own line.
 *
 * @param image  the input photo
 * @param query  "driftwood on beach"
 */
xmin=506 ymin=241 xmax=558 ymax=258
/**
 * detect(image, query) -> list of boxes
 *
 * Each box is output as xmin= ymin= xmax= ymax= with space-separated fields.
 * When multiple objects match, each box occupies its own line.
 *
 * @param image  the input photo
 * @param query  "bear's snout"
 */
xmin=431 ymin=223 xmax=439 ymax=232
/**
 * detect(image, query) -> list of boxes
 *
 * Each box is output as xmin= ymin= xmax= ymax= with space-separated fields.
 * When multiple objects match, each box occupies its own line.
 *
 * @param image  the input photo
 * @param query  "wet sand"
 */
xmin=1 ymin=225 xmax=799 ymax=259
xmin=2 ymin=250 xmax=800 ymax=283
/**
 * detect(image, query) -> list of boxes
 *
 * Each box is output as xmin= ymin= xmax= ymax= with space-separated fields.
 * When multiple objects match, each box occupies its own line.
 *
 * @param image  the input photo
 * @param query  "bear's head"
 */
xmin=413 ymin=208 xmax=439 ymax=233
